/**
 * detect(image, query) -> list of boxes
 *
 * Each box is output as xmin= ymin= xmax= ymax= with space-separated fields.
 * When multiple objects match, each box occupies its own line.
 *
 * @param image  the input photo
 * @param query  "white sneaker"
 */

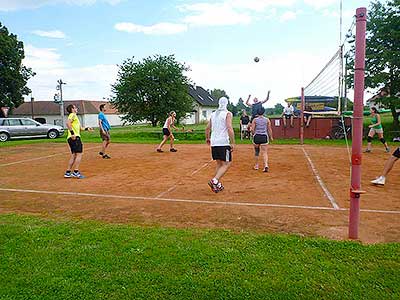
xmin=371 ymin=176 xmax=385 ymax=186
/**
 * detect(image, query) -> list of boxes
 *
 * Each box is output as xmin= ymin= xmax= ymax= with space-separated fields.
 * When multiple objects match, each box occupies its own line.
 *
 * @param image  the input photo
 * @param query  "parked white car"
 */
xmin=0 ymin=117 xmax=64 ymax=142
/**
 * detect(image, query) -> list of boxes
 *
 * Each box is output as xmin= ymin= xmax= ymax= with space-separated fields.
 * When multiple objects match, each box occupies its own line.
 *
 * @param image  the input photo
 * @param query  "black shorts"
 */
xmin=284 ymin=114 xmax=292 ymax=119
xmin=253 ymin=134 xmax=269 ymax=145
xmin=304 ymin=113 xmax=311 ymax=118
xmin=211 ymin=146 xmax=232 ymax=162
xmin=162 ymin=128 xmax=170 ymax=136
xmin=68 ymin=136 xmax=83 ymax=154
xmin=393 ymin=147 xmax=400 ymax=158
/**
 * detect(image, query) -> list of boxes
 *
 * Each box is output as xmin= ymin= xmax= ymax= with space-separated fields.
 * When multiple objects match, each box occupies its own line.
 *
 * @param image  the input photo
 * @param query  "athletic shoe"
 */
xmin=208 ymin=180 xmax=222 ymax=193
xmin=102 ymin=154 xmax=111 ymax=159
xmin=72 ymin=171 xmax=85 ymax=179
xmin=385 ymin=147 xmax=390 ymax=153
xmin=170 ymin=148 xmax=178 ymax=152
xmin=64 ymin=172 xmax=72 ymax=178
xmin=216 ymin=182 xmax=224 ymax=192
xmin=371 ymin=176 xmax=385 ymax=186
xmin=253 ymin=164 xmax=259 ymax=170
xmin=364 ymin=149 xmax=371 ymax=153
xmin=263 ymin=167 xmax=269 ymax=173
xmin=156 ymin=149 xmax=163 ymax=153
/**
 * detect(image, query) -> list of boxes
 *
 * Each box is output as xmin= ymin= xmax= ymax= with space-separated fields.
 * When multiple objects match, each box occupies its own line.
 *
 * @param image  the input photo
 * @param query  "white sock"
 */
xmin=212 ymin=178 xmax=218 ymax=184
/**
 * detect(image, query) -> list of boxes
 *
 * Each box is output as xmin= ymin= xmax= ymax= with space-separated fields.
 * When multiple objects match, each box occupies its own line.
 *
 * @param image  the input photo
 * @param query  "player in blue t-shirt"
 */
xmin=98 ymin=104 xmax=111 ymax=159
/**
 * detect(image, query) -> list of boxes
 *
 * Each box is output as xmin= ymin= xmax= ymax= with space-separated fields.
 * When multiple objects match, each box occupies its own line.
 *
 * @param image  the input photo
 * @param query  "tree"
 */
xmin=227 ymin=100 xmax=238 ymax=116
xmin=210 ymin=88 xmax=229 ymax=101
xmin=111 ymin=55 xmax=193 ymax=127
xmin=0 ymin=22 xmax=35 ymax=115
xmin=210 ymin=88 xmax=238 ymax=115
xmin=273 ymin=103 xmax=284 ymax=115
xmin=346 ymin=0 xmax=400 ymax=128
xmin=236 ymin=97 xmax=250 ymax=114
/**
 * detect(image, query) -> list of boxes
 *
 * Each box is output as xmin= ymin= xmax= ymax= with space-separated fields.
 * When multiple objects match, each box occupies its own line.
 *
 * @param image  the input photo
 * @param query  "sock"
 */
xmin=74 ymin=169 xmax=79 ymax=173
xmin=212 ymin=178 xmax=218 ymax=184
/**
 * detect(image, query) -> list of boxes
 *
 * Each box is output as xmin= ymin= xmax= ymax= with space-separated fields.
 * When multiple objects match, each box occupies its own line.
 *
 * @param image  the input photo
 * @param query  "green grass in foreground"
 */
xmin=0 ymin=214 xmax=399 ymax=300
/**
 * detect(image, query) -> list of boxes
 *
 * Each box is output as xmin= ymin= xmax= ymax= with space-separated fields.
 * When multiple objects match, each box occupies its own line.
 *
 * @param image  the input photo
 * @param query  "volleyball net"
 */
xmin=302 ymin=15 xmax=356 ymax=116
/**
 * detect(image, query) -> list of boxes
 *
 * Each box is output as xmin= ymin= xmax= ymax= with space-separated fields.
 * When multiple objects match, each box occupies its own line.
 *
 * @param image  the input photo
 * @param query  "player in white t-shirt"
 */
xmin=205 ymin=97 xmax=235 ymax=193
xmin=281 ymin=102 xmax=295 ymax=128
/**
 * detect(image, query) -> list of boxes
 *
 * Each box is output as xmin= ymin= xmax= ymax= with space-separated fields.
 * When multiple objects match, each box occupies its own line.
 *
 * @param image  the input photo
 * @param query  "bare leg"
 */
xmin=254 ymin=145 xmax=260 ymax=169
xmin=283 ymin=117 xmax=287 ymax=127
xmin=214 ymin=161 xmax=231 ymax=181
xmin=306 ymin=116 xmax=311 ymax=127
xmin=261 ymin=144 xmax=269 ymax=168
xmin=73 ymin=153 xmax=83 ymax=170
xmin=157 ymin=135 xmax=168 ymax=150
xmin=67 ymin=153 xmax=77 ymax=170
xmin=169 ymin=134 xmax=175 ymax=149
xmin=290 ymin=116 xmax=294 ymax=127
xmin=382 ymin=156 xmax=398 ymax=177
xmin=215 ymin=160 xmax=223 ymax=175
xmin=101 ymin=140 xmax=109 ymax=154
xmin=377 ymin=132 xmax=389 ymax=150
xmin=366 ymin=132 xmax=374 ymax=151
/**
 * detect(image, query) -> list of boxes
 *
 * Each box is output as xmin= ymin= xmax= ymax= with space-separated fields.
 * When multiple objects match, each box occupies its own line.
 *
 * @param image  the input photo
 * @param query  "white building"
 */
xmin=12 ymin=100 xmax=123 ymax=128
xmin=11 ymin=85 xmax=219 ymax=126
xmin=183 ymin=85 xmax=218 ymax=124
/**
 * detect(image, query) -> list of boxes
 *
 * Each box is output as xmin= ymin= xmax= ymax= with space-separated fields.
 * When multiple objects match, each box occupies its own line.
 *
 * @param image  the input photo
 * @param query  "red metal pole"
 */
xmin=300 ymin=88 xmax=305 ymax=145
xmin=349 ymin=7 xmax=367 ymax=239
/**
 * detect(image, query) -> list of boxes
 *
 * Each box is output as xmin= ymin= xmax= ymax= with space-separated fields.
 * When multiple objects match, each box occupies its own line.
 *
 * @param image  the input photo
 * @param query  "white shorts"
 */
xmin=369 ymin=128 xmax=383 ymax=135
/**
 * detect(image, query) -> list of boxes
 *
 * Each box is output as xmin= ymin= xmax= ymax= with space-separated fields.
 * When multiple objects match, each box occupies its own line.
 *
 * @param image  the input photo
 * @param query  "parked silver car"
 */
xmin=0 ymin=118 xmax=64 ymax=142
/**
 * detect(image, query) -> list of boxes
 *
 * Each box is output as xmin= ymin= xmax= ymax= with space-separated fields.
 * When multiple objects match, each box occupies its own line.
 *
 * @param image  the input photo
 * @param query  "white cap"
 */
xmin=218 ymin=96 xmax=228 ymax=110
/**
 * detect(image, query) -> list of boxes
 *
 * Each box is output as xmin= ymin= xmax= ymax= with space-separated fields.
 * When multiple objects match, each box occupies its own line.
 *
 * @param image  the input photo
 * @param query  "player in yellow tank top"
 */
xmin=64 ymin=104 xmax=93 ymax=179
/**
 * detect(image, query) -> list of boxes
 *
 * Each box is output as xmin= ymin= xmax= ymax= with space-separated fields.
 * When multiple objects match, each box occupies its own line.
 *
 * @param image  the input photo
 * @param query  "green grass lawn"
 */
xmin=0 ymin=214 xmax=399 ymax=300
xmin=4 ymin=114 xmax=399 ymax=148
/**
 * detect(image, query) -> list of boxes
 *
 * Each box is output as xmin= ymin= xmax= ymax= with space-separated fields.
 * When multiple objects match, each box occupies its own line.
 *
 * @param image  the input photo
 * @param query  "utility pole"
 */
xmin=30 ymin=94 xmax=34 ymax=119
xmin=56 ymin=79 xmax=66 ymax=127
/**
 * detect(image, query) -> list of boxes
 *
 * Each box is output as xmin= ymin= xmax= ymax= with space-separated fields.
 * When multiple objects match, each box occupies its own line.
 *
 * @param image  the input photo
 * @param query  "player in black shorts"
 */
xmin=156 ymin=111 xmax=180 ymax=153
xmin=205 ymin=97 xmax=235 ymax=193
xmin=371 ymin=147 xmax=400 ymax=186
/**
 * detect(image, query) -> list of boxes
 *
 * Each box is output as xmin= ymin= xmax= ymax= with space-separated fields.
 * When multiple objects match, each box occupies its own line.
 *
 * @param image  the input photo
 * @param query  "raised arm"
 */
xmin=261 ymin=90 xmax=270 ymax=104
xmin=245 ymin=94 xmax=252 ymax=106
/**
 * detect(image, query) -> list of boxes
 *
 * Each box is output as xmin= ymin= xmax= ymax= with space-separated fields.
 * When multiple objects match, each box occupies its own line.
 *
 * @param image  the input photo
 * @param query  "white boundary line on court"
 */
xmin=0 ymin=146 xmax=99 ymax=167
xmin=1 ymin=187 xmax=400 ymax=215
xmin=156 ymin=159 xmax=213 ymax=198
xmin=301 ymin=147 xmax=340 ymax=210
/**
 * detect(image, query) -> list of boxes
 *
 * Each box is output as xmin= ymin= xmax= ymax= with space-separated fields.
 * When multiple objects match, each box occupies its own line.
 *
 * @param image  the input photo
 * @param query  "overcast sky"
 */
xmin=0 ymin=0 xmax=372 ymax=107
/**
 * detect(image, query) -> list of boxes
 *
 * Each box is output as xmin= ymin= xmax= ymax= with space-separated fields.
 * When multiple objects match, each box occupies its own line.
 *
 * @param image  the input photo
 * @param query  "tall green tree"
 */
xmin=273 ymin=103 xmax=284 ymax=115
xmin=111 ymin=55 xmax=193 ymax=127
xmin=210 ymin=88 xmax=238 ymax=115
xmin=346 ymin=0 xmax=400 ymax=128
xmin=210 ymin=88 xmax=229 ymax=101
xmin=0 ymin=22 xmax=35 ymax=115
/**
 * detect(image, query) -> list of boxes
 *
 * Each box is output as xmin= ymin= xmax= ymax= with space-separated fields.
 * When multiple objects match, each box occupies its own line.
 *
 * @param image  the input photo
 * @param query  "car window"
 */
xmin=20 ymin=119 xmax=37 ymax=126
xmin=4 ymin=119 xmax=22 ymax=126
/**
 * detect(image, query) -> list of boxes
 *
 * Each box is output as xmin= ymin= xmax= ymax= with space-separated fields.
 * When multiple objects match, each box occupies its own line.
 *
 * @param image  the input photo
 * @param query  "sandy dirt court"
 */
xmin=0 ymin=143 xmax=399 ymax=243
